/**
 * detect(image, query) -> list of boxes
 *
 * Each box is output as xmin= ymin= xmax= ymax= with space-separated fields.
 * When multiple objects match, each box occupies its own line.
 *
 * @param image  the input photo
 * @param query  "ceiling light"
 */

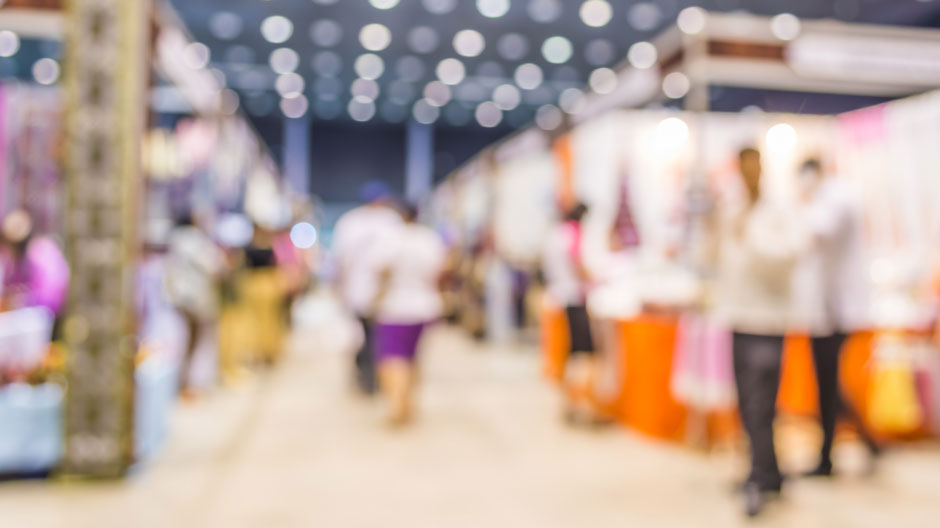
xmin=514 ymin=63 xmax=543 ymax=90
xmin=424 ymin=81 xmax=452 ymax=107
xmin=312 ymin=51 xmax=343 ymax=77
xmin=32 ymin=58 xmax=60 ymax=85
xmin=351 ymin=78 xmax=380 ymax=101
xmin=627 ymin=2 xmax=662 ymax=32
xmin=360 ymin=23 xmax=392 ymax=51
xmin=261 ymin=16 xmax=293 ymax=44
xmin=348 ymin=98 xmax=377 ymax=122
xmin=209 ymin=12 xmax=243 ymax=41
xmin=628 ymin=41 xmax=658 ymax=70
xmin=436 ymin=58 xmax=466 ymax=85
xmin=413 ymin=99 xmax=441 ymax=124
xmin=290 ymin=223 xmax=318 ymax=249
xmin=584 ymin=39 xmax=614 ymax=66
xmin=275 ymin=72 xmax=305 ymax=98
xmin=527 ymin=0 xmax=562 ymax=23
xmin=770 ymin=13 xmax=801 ymax=41
xmin=656 ymin=117 xmax=689 ymax=144
xmin=477 ymin=0 xmax=511 ymax=19
xmin=589 ymin=67 xmax=617 ymax=94
xmin=580 ymin=0 xmax=613 ymax=28
xmin=492 ymin=84 xmax=521 ymax=110
xmin=281 ymin=94 xmax=309 ymax=118
xmin=475 ymin=101 xmax=503 ymax=128
xmin=354 ymin=53 xmax=385 ymax=80
xmin=542 ymin=36 xmax=573 ymax=64
xmin=677 ymin=7 xmax=707 ymax=35
xmin=423 ymin=0 xmax=458 ymax=15
xmin=536 ymin=104 xmax=563 ymax=130
xmin=662 ymin=71 xmax=690 ymax=98
xmin=766 ymin=123 xmax=797 ymax=153
xmin=269 ymin=47 xmax=299 ymax=74
xmin=408 ymin=26 xmax=440 ymax=54
xmin=454 ymin=29 xmax=486 ymax=58
xmin=0 ymin=31 xmax=18 ymax=58
xmin=498 ymin=33 xmax=529 ymax=61
xmin=369 ymin=0 xmax=400 ymax=9
xmin=310 ymin=19 xmax=343 ymax=47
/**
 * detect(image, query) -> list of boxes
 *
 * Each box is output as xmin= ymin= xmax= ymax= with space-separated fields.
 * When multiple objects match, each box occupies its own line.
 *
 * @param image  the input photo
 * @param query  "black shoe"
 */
xmin=803 ymin=463 xmax=833 ymax=478
xmin=742 ymin=483 xmax=778 ymax=518
xmin=733 ymin=478 xmax=782 ymax=494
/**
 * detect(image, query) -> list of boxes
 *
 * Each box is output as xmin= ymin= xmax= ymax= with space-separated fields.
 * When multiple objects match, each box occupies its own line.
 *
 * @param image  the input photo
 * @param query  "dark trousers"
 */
xmin=810 ymin=333 xmax=879 ymax=467
xmin=356 ymin=316 xmax=377 ymax=395
xmin=733 ymin=332 xmax=785 ymax=491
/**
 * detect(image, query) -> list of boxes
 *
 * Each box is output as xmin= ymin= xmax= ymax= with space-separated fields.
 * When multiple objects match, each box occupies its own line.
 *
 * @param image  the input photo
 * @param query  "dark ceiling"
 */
xmin=168 ymin=0 xmax=940 ymax=129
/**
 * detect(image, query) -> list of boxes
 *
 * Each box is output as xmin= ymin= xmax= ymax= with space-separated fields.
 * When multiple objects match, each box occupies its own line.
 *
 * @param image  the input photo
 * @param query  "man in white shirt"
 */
xmin=793 ymin=158 xmax=880 ymax=476
xmin=715 ymin=148 xmax=806 ymax=517
xmin=332 ymin=182 xmax=402 ymax=395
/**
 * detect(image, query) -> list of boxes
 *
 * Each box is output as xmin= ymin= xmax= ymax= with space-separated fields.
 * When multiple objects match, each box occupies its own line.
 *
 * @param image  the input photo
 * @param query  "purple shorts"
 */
xmin=374 ymin=322 xmax=427 ymax=363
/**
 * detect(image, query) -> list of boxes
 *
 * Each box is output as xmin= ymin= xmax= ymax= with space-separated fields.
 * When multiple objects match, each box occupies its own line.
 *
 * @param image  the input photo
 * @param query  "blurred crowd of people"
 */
xmin=160 ymin=205 xmax=317 ymax=399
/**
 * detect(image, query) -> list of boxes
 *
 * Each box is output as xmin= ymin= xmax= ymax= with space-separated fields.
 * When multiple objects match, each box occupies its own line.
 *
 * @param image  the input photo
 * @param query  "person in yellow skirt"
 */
xmin=217 ymin=222 xmax=289 ymax=381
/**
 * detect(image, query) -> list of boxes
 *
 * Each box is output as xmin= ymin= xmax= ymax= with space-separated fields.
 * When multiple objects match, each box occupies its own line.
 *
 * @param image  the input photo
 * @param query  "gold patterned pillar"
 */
xmin=61 ymin=0 xmax=150 ymax=477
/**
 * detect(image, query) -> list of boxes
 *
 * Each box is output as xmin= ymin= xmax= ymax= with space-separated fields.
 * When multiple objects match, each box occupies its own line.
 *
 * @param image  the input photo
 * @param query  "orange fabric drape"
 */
xmin=541 ymin=302 xmax=569 ymax=383
xmin=539 ymin=305 xmax=930 ymax=443
xmin=777 ymin=335 xmax=819 ymax=416
xmin=613 ymin=316 xmax=687 ymax=441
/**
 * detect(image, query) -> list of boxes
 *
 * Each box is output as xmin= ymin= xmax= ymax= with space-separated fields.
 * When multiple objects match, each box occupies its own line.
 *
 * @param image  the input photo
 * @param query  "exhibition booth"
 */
xmin=434 ymin=13 xmax=940 ymax=447
xmin=0 ymin=3 xmax=286 ymax=475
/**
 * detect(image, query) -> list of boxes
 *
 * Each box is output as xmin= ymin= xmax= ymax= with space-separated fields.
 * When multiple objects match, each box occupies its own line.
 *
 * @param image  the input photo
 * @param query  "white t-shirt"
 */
xmin=332 ymin=205 xmax=403 ymax=314
xmin=372 ymin=223 xmax=447 ymax=324
xmin=542 ymin=222 xmax=585 ymax=306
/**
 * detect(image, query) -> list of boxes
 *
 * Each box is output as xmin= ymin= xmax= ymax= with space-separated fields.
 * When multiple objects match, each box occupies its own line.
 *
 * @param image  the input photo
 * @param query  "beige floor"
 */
xmin=2 ymin=326 xmax=939 ymax=528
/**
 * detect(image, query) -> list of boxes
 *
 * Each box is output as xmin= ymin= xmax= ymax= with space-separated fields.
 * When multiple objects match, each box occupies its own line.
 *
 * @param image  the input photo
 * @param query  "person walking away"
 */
xmin=793 ymin=158 xmax=881 ymax=476
xmin=240 ymin=223 xmax=289 ymax=366
xmin=542 ymin=203 xmax=598 ymax=425
xmin=332 ymin=182 xmax=402 ymax=395
xmin=370 ymin=204 xmax=446 ymax=425
xmin=714 ymin=148 xmax=807 ymax=517
xmin=165 ymin=212 xmax=225 ymax=400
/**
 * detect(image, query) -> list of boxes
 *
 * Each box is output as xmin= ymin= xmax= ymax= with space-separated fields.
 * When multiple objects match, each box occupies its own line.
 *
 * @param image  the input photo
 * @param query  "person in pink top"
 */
xmin=0 ymin=210 xmax=69 ymax=317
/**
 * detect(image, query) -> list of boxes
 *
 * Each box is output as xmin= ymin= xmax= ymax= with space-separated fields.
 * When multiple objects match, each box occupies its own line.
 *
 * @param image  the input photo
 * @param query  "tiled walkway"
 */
xmin=2 ymin=325 xmax=939 ymax=527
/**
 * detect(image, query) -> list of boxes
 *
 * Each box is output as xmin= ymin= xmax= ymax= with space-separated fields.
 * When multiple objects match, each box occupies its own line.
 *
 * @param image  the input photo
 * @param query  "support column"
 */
xmin=61 ymin=0 xmax=150 ymax=477
xmin=404 ymin=120 xmax=434 ymax=204
xmin=282 ymin=114 xmax=311 ymax=196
